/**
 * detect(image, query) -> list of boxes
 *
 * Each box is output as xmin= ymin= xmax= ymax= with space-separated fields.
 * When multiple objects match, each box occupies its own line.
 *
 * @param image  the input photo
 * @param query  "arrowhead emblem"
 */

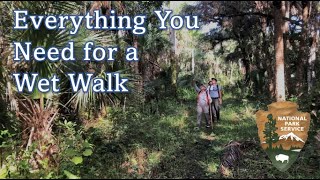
xmin=256 ymin=101 xmax=310 ymax=172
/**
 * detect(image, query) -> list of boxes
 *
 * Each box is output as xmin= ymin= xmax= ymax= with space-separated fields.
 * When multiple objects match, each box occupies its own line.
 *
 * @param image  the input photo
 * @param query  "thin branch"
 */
xmin=220 ymin=12 xmax=273 ymax=19
xmin=145 ymin=58 xmax=161 ymax=69
xmin=46 ymin=111 xmax=58 ymax=131
xmin=26 ymin=127 xmax=35 ymax=152
xmin=200 ymin=12 xmax=302 ymax=26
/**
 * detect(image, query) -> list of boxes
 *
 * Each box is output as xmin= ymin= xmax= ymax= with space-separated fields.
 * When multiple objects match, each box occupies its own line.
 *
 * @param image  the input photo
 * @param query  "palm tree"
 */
xmin=0 ymin=1 xmax=120 ymax=167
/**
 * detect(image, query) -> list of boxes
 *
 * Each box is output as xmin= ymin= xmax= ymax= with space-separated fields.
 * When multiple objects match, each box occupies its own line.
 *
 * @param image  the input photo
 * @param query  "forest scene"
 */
xmin=0 ymin=1 xmax=320 ymax=179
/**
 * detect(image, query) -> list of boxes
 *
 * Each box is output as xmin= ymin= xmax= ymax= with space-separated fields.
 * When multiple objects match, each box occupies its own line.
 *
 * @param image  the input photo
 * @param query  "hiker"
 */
xmin=207 ymin=78 xmax=223 ymax=122
xmin=193 ymin=80 xmax=212 ymax=128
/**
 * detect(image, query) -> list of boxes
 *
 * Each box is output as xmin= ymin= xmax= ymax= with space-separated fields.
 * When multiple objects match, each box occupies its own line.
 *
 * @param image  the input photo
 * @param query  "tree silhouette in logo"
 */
xmin=263 ymin=114 xmax=279 ymax=149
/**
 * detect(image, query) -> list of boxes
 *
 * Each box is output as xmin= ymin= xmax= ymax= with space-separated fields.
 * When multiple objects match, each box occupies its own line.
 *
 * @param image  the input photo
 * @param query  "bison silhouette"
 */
xmin=275 ymin=154 xmax=289 ymax=163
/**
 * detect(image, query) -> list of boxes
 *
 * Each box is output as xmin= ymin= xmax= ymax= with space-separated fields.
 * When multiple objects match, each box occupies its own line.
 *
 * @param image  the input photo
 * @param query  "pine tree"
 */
xmin=264 ymin=114 xmax=279 ymax=149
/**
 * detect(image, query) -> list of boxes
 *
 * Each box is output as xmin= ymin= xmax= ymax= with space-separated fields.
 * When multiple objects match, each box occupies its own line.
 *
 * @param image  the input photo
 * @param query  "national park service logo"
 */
xmin=256 ymin=101 xmax=310 ymax=172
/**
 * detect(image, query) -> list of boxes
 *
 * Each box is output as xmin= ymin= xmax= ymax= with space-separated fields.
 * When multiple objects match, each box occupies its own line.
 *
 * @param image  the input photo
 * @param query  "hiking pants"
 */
xmin=197 ymin=103 xmax=211 ymax=127
xmin=211 ymin=98 xmax=220 ymax=121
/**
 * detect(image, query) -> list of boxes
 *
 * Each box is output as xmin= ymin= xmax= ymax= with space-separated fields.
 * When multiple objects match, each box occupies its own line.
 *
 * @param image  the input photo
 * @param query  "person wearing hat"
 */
xmin=207 ymin=78 xmax=222 ymax=122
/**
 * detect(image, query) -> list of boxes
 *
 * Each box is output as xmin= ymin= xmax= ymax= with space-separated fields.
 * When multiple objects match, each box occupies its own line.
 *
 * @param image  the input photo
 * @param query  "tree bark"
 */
xmin=169 ymin=2 xmax=178 ymax=96
xmin=132 ymin=35 xmax=143 ymax=95
xmin=274 ymin=1 xmax=286 ymax=102
xmin=261 ymin=16 xmax=276 ymax=98
xmin=192 ymin=48 xmax=195 ymax=74
xmin=307 ymin=2 xmax=318 ymax=92
xmin=283 ymin=1 xmax=292 ymax=97
xmin=296 ymin=1 xmax=311 ymax=93
xmin=307 ymin=24 xmax=318 ymax=92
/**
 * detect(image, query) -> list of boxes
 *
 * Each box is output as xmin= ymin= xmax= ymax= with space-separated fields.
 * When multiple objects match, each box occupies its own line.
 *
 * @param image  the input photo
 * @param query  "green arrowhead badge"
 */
xmin=256 ymin=101 xmax=310 ymax=172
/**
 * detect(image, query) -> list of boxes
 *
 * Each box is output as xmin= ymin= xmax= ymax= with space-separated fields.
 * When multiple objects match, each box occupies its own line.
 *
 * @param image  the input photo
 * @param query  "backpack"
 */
xmin=208 ymin=85 xmax=221 ymax=98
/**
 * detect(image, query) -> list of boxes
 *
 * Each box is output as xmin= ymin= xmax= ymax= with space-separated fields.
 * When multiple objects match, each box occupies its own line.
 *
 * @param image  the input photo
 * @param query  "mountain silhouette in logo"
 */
xmin=279 ymin=132 xmax=305 ymax=143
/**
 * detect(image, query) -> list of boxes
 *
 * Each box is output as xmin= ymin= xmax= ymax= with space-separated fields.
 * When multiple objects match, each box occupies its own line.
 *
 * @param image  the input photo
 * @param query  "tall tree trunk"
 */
xmin=169 ymin=2 xmax=178 ymax=96
xmin=307 ymin=24 xmax=319 ymax=92
xmin=283 ymin=1 xmax=292 ymax=97
xmin=170 ymin=51 xmax=178 ymax=96
xmin=254 ymin=45 xmax=262 ymax=94
xmin=261 ymin=16 xmax=276 ymax=98
xmin=239 ymin=43 xmax=251 ymax=85
xmin=274 ymin=1 xmax=286 ymax=102
xmin=114 ymin=30 xmax=124 ymax=70
xmin=307 ymin=2 xmax=318 ymax=92
xmin=230 ymin=62 xmax=234 ymax=84
xmin=296 ymin=1 xmax=311 ymax=93
xmin=132 ymin=35 xmax=142 ymax=94
xmin=192 ymin=48 xmax=195 ymax=74
xmin=133 ymin=36 xmax=139 ymax=74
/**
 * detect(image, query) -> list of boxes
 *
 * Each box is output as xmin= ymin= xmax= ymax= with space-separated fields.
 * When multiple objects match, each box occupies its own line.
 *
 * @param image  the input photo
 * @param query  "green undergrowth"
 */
xmin=80 ymin=87 xmax=320 ymax=178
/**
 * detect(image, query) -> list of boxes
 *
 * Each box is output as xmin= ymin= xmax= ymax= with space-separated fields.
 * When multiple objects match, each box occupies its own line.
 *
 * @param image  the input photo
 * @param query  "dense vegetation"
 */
xmin=0 ymin=1 xmax=319 ymax=179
